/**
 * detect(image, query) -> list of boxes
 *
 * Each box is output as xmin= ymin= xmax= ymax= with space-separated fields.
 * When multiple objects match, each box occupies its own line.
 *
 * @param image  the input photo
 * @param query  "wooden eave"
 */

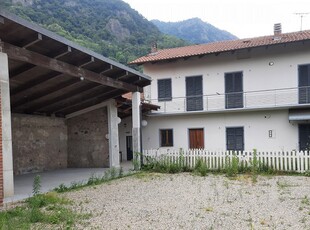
xmin=0 ymin=9 xmax=151 ymax=117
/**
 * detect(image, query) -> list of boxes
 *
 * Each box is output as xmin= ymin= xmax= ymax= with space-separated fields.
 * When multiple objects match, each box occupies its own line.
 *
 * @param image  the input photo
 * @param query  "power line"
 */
xmin=294 ymin=13 xmax=309 ymax=31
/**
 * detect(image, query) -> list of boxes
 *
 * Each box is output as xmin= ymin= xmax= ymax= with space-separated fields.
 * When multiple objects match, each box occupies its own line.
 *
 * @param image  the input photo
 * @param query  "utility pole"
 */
xmin=294 ymin=13 xmax=309 ymax=31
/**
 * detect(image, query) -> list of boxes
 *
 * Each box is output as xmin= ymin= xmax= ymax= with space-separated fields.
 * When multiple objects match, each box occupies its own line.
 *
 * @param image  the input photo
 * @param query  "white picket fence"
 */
xmin=142 ymin=149 xmax=310 ymax=173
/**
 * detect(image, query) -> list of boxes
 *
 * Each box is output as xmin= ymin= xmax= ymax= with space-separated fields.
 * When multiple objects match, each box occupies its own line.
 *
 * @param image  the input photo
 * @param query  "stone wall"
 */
xmin=67 ymin=107 xmax=109 ymax=168
xmin=12 ymin=114 xmax=68 ymax=175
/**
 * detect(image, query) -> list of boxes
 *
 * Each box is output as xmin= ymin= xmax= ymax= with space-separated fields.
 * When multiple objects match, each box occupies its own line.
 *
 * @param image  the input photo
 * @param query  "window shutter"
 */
xmin=186 ymin=76 xmax=203 ymax=111
xmin=225 ymin=73 xmax=234 ymax=93
xmin=225 ymin=72 xmax=243 ymax=109
xmin=298 ymin=65 xmax=310 ymax=104
xmin=299 ymin=124 xmax=310 ymax=151
xmin=226 ymin=127 xmax=244 ymax=151
xmin=158 ymin=79 xmax=172 ymax=101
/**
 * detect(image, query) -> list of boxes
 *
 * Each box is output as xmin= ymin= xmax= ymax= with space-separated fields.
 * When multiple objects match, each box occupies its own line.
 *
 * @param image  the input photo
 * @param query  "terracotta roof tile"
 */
xmin=130 ymin=30 xmax=310 ymax=64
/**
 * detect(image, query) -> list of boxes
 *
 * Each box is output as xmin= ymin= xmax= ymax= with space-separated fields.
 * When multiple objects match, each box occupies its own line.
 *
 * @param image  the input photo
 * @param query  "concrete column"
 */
xmin=107 ymin=99 xmax=120 ymax=168
xmin=132 ymin=92 xmax=141 ymax=168
xmin=0 ymin=52 xmax=14 ymax=197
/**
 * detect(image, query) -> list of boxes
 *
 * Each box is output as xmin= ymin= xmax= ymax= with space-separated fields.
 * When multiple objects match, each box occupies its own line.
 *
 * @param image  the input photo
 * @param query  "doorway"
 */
xmin=126 ymin=136 xmax=133 ymax=160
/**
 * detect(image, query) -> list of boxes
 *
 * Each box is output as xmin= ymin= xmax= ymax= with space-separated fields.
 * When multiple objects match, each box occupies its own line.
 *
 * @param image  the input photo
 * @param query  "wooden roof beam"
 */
xmin=53 ymin=46 xmax=72 ymax=59
xmin=1 ymin=41 xmax=142 ymax=92
xmin=79 ymin=56 xmax=95 ymax=68
xmin=9 ymin=63 xmax=36 ymax=79
xmin=11 ymin=72 xmax=63 ymax=95
xmin=23 ymin=33 xmax=42 ymax=49
xmin=100 ymin=64 xmax=113 ymax=75
xmin=42 ymin=85 xmax=110 ymax=113
xmin=57 ymin=89 xmax=124 ymax=116
xmin=12 ymin=78 xmax=81 ymax=109
xmin=24 ymin=83 xmax=99 ymax=113
xmin=54 ymin=89 xmax=121 ymax=115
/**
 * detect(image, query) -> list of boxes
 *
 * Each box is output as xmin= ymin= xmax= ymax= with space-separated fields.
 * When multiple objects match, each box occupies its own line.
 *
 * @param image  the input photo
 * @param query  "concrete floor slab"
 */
xmin=4 ymin=161 xmax=133 ymax=203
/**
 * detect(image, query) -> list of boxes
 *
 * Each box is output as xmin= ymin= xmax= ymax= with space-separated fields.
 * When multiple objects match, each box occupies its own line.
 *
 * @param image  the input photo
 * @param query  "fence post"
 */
xmin=300 ymin=151 xmax=304 ymax=173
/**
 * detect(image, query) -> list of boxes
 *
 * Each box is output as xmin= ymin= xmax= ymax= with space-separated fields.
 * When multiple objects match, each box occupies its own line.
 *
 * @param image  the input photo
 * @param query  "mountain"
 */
xmin=152 ymin=18 xmax=238 ymax=44
xmin=1 ymin=0 xmax=189 ymax=65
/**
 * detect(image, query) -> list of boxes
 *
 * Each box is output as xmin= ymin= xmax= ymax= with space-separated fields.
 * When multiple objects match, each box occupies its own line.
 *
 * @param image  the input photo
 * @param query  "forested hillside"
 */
xmin=1 ymin=0 xmax=189 ymax=64
xmin=152 ymin=18 xmax=237 ymax=44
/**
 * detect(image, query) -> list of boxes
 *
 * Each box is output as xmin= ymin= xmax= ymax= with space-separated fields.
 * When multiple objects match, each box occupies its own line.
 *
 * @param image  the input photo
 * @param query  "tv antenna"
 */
xmin=294 ymin=12 xmax=309 ymax=31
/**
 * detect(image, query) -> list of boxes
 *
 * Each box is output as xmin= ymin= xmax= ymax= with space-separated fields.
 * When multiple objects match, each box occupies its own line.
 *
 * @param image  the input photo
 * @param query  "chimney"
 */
xmin=274 ymin=23 xmax=282 ymax=35
xmin=151 ymin=42 xmax=158 ymax=53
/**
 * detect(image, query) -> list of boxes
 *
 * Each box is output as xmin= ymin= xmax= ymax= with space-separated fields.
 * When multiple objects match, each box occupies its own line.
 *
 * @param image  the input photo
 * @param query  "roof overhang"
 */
xmin=0 ymin=9 xmax=151 ymax=118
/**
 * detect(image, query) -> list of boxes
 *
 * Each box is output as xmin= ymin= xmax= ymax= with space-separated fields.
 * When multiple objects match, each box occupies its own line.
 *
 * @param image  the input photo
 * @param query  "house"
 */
xmin=0 ymin=10 xmax=152 ymax=204
xmin=130 ymin=24 xmax=310 ymax=153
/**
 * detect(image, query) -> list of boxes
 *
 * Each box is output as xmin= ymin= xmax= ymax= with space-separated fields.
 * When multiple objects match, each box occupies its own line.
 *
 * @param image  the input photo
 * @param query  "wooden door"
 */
xmin=189 ymin=129 xmax=204 ymax=149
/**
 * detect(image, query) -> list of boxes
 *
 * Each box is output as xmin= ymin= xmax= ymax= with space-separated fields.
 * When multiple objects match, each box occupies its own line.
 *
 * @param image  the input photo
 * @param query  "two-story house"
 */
xmin=128 ymin=26 xmax=310 ymax=153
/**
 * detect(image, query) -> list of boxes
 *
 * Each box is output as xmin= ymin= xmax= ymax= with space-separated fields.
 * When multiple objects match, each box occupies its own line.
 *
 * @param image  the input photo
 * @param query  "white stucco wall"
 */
xmin=118 ymin=116 xmax=132 ymax=161
xmin=142 ymin=110 xmax=298 ymax=152
xmin=138 ymin=42 xmax=310 ymax=152
xmin=143 ymin=43 xmax=310 ymax=103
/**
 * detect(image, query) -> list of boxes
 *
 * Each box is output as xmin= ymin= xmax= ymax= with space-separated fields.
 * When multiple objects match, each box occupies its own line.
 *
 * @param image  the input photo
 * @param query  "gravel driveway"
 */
xmin=66 ymin=173 xmax=310 ymax=230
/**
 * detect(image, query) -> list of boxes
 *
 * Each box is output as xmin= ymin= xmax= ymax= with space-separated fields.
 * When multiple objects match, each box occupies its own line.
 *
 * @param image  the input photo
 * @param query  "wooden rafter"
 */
xmin=58 ymin=89 xmax=124 ymax=116
xmin=40 ymin=85 xmax=110 ymax=113
xmin=1 ymin=41 xmax=142 ymax=92
xmin=11 ymin=72 xmax=63 ymax=95
xmin=12 ymin=78 xmax=80 ymax=108
xmin=24 ymin=83 xmax=99 ymax=113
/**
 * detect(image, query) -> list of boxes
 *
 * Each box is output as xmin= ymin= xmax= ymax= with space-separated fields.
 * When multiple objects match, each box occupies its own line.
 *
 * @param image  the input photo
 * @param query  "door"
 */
xmin=126 ymin=136 xmax=133 ymax=160
xmin=299 ymin=64 xmax=310 ymax=104
xmin=189 ymin=129 xmax=204 ymax=149
xmin=225 ymin=72 xmax=243 ymax=109
xmin=186 ymin=76 xmax=203 ymax=111
xmin=299 ymin=124 xmax=310 ymax=151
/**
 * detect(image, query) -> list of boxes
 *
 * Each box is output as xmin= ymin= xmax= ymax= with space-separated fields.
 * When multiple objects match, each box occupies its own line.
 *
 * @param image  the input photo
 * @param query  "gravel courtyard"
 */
xmin=66 ymin=173 xmax=310 ymax=230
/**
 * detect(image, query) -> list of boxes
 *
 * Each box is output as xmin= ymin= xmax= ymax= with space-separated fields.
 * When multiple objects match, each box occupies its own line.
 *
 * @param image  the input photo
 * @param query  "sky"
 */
xmin=122 ymin=0 xmax=310 ymax=39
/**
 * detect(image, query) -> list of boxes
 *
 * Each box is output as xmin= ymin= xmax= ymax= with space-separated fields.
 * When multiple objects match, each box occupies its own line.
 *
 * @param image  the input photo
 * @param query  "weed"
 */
xmin=276 ymin=180 xmax=293 ymax=189
xmin=110 ymin=167 xmax=117 ymax=179
xmin=305 ymin=170 xmax=310 ymax=177
xmin=133 ymin=152 xmax=141 ymax=170
xmin=32 ymin=175 xmax=41 ymax=196
xmin=251 ymin=149 xmax=258 ymax=183
xmin=204 ymin=207 xmax=213 ymax=212
xmin=225 ymin=154 xmax=239 ymax=177
xmin=194 ymin=158 xmax=209 ymax=176
xmin=119 ymin=167 xmax=124 ymax=177
xmin=301 ymin=196 xmax=310 ymax=206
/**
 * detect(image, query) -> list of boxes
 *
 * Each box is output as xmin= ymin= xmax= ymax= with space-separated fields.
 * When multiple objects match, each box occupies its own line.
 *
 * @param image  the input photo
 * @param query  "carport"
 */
xmin=0 ymin=10 xmax=150 ymax=203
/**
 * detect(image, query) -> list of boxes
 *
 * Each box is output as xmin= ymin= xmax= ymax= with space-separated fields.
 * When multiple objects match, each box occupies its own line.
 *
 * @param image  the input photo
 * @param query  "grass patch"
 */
xmin=0 ymin=192 xmax=90 ymax=229
xmin=54 ymin=167 xmax=128 ymax=193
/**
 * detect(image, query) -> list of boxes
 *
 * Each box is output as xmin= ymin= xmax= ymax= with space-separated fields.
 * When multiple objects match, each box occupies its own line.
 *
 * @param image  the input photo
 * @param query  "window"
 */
xmin=299 ymin=124 xmax=310 ymax=151
xmin=225 ymin=72 xmax=243 ymax=109
xmin=298 ymin=64 xmax=310 ymax=104
xmin=158 ymin=79 xmax=172 ymax=101
xmin=186 ymin=76 xmax=203 ymax=111
xmin=160 ymin=129 xmax=173 ymax=147
xmin=226 ymin=127 xmax=244 ymax=151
